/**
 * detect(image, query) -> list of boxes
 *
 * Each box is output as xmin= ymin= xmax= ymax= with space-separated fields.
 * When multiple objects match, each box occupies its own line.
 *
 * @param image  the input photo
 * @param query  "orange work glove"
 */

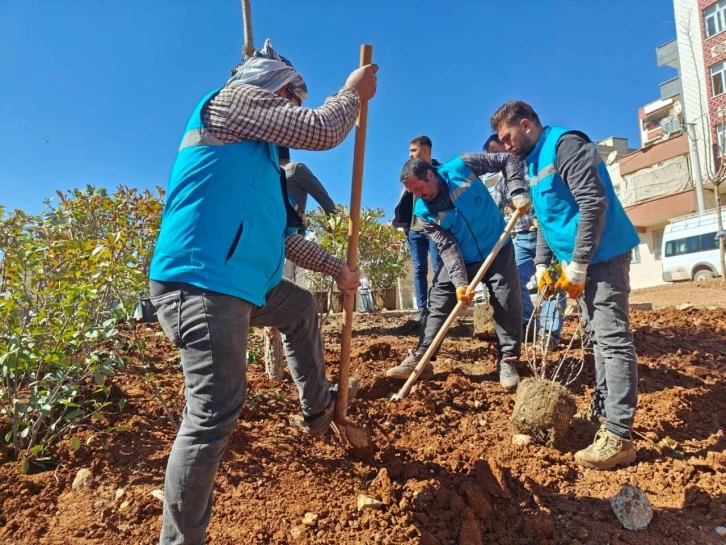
xmin=536 ymin=263 xmax=559 ymax=297
xmin=456 ymin=286 xmax=474 ymax=307
xmin=555 ymin=261 xmax=587 ymax=299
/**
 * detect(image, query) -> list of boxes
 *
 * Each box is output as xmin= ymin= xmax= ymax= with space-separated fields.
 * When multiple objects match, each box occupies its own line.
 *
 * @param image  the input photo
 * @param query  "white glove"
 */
xmin=535 ymin=264 xmax=547 ymax=285
xmin=564 ymin=261 xmax=587 ymax=285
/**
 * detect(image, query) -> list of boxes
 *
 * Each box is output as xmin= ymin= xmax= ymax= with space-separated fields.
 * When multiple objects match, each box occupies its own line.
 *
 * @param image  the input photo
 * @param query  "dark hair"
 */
xmin=490 ymin=101 xmax=541 ymax=132
xmin=400 ymin=157 xmax=433 ymax=183
xmin=483 ymin=133 xmax=501 ymax=151
xmin=278 ymin=146 xmax=290 ymax=162
xmin=409 ymin=135 xmax=432 ymax=149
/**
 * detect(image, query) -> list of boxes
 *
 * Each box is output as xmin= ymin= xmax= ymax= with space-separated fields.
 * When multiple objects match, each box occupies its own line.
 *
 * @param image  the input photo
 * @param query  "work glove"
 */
xmin=456 ymin=286 xmax=475 ymax=308
xmin=556 ymin=261 xmax=587 ymax=299
xmin=511 ymin=192 xmax=531 ymax=213
xmin=536 ymin=263 xmax=559 ymax=297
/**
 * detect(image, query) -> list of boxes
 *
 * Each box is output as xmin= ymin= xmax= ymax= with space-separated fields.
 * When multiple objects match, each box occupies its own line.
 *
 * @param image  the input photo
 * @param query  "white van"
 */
xmin=661 ymin=208 xmax=725 ymax=282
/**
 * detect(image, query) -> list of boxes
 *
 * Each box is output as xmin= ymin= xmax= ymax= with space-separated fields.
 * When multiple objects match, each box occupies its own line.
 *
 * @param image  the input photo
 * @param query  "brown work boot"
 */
xmin=385 ymin=349 xmax=433 ymax=380
xmin=574 ymin=426 xmax=637 ymax=470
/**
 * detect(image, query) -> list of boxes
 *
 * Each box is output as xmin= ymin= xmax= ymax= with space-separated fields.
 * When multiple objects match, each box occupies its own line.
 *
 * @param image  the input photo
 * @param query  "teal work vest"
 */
xmin=525 ymin=126 xmax=639 ymax=265
xmin=414 ymin=157 xmax=508 ymax=264
xmin=149 ymin=89 xmax=287 ymax=305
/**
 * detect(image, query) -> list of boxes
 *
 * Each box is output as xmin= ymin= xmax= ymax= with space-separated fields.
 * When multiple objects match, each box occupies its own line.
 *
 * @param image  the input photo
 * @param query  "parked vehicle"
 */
xmin=661 ymin=208 xmax=725 ymax=282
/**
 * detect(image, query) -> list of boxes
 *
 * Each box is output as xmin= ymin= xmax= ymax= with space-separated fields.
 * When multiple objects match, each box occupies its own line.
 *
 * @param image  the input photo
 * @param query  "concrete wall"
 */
xmin=674 ymin=0 xmax=714 ymax=176
xmin=630 ymin=225 xmax=668 ymax=289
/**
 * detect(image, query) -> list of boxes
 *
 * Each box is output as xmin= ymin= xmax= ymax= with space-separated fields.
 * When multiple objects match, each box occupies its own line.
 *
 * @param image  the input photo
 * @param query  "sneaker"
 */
xmin=385 ymin=349 xmax=434 ymax=380
xmin=499 ymin=356 xmax=520 ymax=390
xmin=574 ymin=425 xmax=637 ymax=470
xmin=289 ymin=391 xmax=336 ymax=436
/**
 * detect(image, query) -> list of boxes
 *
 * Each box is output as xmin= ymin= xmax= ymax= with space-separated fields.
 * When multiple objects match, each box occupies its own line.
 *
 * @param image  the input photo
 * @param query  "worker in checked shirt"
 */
xmin=148 ymin=39 xmax=377 ymax=545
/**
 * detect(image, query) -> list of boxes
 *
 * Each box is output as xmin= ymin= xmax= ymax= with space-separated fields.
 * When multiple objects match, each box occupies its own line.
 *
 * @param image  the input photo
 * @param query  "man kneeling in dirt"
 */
xmin=148 ymin=40 xmax=377 ymax=545
xmin=491 ymin=100 xmax=639 ymax=470
xmin=385 ymin=154 xmax=529 ymax=389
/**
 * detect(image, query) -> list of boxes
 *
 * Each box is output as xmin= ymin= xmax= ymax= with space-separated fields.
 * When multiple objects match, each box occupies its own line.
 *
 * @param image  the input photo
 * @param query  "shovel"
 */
xmin=331 ymin=44 xmax=375 ymax=454
xmin=391 ymin=209 xmax=523 ymax=401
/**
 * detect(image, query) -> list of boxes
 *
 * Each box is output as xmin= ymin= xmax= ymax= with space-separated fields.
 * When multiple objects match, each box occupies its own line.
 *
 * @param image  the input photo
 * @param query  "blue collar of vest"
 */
xmin=525 ymin=125 xmax=552 ymax=169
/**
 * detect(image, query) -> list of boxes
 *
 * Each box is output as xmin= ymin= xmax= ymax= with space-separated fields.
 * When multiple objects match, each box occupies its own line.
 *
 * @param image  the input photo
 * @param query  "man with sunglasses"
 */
xmin=148 ymin=40 xmax=377 ymax=544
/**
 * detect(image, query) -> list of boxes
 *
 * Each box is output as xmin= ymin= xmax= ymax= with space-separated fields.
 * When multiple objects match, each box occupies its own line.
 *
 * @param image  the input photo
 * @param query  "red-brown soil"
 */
xmin=0 ymin=303 xmax=724 ymax=545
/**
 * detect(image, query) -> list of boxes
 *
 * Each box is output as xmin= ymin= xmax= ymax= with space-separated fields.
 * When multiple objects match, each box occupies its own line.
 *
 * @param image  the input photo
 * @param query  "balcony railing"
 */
xmin=620 ymin=154 xmax=692 ymax=207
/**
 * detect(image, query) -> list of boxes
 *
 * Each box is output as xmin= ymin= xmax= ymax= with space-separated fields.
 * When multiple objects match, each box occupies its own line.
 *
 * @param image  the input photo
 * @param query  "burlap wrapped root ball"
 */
xmin=511 ymin=378 xmax=576 ymax=445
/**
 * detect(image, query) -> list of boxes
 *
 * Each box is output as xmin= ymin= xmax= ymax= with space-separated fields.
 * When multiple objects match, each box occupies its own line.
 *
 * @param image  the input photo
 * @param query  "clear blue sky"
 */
xmin=2 ymin=0 xmax=677 ymax=217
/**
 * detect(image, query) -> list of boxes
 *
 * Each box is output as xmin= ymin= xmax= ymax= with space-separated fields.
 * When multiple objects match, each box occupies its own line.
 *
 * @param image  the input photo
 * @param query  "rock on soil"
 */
xmin=610 ymin=484 xmax=654 ymax=531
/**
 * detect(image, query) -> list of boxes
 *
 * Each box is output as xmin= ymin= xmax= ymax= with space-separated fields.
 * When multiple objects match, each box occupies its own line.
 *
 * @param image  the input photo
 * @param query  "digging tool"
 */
xmin=332 ymin=44 xmax=374 ymax=453
xmin=241 ymin=0 xmax=255 ymax=58
xmin=391 ymin=209 xmax=523 ymax=401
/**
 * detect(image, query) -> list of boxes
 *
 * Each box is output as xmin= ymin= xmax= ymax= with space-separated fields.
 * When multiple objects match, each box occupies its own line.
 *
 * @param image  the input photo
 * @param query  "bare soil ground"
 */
xmin=0 ymin=294 xmax=724 ymax=544
xmin=630 ymin=279 xmax=726 ymax=309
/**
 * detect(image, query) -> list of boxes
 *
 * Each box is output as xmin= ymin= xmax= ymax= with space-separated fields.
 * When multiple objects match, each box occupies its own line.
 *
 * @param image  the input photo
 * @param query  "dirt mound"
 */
xmin=1 ymin=307 xmax=724 ymax=545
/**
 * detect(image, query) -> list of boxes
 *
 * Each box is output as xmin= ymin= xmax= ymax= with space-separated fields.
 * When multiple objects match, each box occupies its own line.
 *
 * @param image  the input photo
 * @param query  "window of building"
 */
xmin=717 ymin=124 xmax=726 ymax=156
xmin=631 ymin=246 xmax=641 ymax=264
xmin=711 ymin=61 xmax=726 ymax=96
xmin=705 ymin=1 xmax=726 ymax=38
xmin=652 ymin=229 xmax=664 ymax=260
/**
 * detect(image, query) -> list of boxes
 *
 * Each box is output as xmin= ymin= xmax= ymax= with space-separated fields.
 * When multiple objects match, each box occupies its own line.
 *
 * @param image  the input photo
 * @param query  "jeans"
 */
xmin=150 ymin=280 xmax=330 ymax=545
xmin=407 ymin=229 xmax=442 ymax=311
xmin=579 ymin=252 xmax=638 ymax=438
xmin=512 ymin=232 xmax=536 ymax=322
xmin=513 ymin=231 xmax=564 ymax=342
xmin=418 ymin=241 xmax=522 ymax=360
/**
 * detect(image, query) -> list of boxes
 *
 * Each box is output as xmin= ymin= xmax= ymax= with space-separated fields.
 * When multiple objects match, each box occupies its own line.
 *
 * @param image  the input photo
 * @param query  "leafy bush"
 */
xmin=0 ymin=185 xmax=163 ymax=471
xmin=305 ymin=206 xmax=407 ymax=290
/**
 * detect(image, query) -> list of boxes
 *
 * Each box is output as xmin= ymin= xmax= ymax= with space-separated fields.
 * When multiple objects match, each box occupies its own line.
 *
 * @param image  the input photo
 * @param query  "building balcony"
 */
xmin=656 ymin=38 xmax=679 ymax=69
xmin=659 ymin=76 xmax=682 ymax=100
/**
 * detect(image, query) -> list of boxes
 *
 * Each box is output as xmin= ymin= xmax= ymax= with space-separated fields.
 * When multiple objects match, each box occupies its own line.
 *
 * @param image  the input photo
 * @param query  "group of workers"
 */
xmin=148 ymin=41 xmax=641 ymax=545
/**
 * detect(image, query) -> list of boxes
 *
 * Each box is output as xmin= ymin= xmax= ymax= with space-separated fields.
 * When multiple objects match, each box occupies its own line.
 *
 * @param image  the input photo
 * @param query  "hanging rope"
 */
xmin=241 ymin=0 xmax=255 ymax=58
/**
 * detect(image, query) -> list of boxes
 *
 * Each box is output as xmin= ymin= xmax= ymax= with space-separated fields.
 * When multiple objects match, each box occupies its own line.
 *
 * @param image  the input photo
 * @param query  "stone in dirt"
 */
xmin=72 ymin=468 xmax=93 ymax=490
xmin=302 ymin=512 xmax=318 ymax=526
xmin=289 ymin=525 xmax=307 ymax=540
xmin=511 ymin=377 xmax=576 ymax=445
xmin=357 ymin=495 xmax=384 ymax=512
xmin=610 ymin=484 xmax=653 ymax=531
xmin=512 ymin=433 xmax=533 ymax=446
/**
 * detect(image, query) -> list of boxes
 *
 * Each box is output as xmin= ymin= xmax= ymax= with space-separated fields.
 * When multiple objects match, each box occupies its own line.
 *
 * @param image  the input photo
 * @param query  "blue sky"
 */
xmin=2 ymin=0 xmax=677 ymax=217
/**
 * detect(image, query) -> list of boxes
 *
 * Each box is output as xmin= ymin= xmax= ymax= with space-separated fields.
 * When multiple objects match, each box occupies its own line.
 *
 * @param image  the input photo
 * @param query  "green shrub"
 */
xmin=0 ymin=185 xmax=164 ymax=471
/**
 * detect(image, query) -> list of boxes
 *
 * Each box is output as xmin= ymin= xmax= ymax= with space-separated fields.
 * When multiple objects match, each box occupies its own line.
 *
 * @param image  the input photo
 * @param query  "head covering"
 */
xmin=226 ymin=39 xmax=308 ymax=103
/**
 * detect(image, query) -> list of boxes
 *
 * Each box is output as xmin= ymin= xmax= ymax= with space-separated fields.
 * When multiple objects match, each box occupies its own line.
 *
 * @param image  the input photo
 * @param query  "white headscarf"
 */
xmin=226 ymin=39 xmax=308 ymax=103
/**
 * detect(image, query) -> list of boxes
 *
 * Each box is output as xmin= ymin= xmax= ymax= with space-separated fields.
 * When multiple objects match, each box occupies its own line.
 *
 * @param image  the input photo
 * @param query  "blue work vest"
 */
xmin=414 ymin=157 xmax=508 ymax=264
xmin=149 ymin=88 xmax=287 ymax=306
xmin=525 ymin=126 xmax=639 ymax=265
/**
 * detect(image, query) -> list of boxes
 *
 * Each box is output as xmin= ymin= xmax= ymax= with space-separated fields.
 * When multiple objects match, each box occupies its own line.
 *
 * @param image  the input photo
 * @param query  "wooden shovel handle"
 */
xmin=335 ymin=44 xmax=373 ymax=423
